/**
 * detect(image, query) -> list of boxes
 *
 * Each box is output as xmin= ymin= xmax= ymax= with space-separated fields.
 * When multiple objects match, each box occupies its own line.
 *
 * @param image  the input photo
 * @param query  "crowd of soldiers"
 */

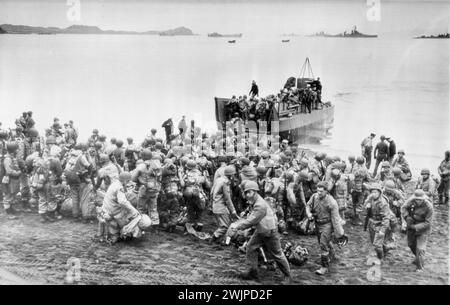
xmin=0 ymin=113 xmax=449 ymax=283
xmin=224 ymin=78 xmax=323 ymax=124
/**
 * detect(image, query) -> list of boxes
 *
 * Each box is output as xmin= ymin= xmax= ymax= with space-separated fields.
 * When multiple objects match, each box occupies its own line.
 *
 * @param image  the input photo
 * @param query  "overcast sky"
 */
xmin=0 ymin=0 xmax=448 ymax=36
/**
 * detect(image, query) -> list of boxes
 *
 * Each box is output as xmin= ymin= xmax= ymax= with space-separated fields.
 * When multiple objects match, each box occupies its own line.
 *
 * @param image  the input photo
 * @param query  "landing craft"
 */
xmin=215 ymin=57 xmax=334 ymax=145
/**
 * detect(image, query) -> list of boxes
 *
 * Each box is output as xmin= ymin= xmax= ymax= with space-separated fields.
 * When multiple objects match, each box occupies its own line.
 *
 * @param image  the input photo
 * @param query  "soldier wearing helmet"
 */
xmin=391 ymin=167 xmax=406 ymax=193
xmin=374 ymin=161 xmax=394 ymax=184
xmin=392 ymin=149 xmax=411 ymax=182
xmin=364 ymin=183 xmax=396 ymax=260
xmin=373 ymin=135 xmax=390 ymax=177
xmin=94 ymin=154 xmax=120 ymax=192
xmin=179 ymin=159 xmax=211 ymax=232
xmin=437 ymin=151 xmax=450 ymax=205
xmin=2 ymin=141 xmax=25 ymax=215
xmin=345 ymin=155 xmax=356 ymax=174
xmin=327 ymin=168 xmax=349 ymax=224
xmin=349 ymin=158 xmax=370 ymax=225
xmin=111 ymin=139 xmax=125 ymax=168
xmin=101 ymin=171 xmax=146 ymax=244
xmin=305 ymin=180 xmax=345 ymax=275
xmin=416 ymin=168 xmax=438 ymax=205
xmin=230 ymin=181 xmax=292 ymax=283
xmin=211 ymin=166 xmax=239 ymax=244
xmin=159 ymin=158 xmax=181 ymax=232
xmin=88 ymin=129 xmax=99 ymax=147
xmin=383 ymin=180 xmax=406 ymax=231
xmin=401 ymin=189 xmax=433 ymax=272
xmin=132 ymin=149 xmax=162 ymax=226
xmin=124 ymin=137 xmax=139 ymax=172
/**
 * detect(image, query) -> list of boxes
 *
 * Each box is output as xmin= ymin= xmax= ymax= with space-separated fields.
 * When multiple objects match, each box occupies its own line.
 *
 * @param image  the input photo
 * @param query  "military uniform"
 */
xmin=235 ymin=193 xmax=291 ymax=278
xmin=416 ymin=176 xmax=438 ymax=205
xmin=159 ymin=164 xmax=181 ymax=230
xmin=401 ymin=192 xmax=433 ymax=270
xmin=211 ymin=176 xmax=236 ymax=240
xmin=437 ymin=157 xmax=450 ymax=204
xmin=182 ymin=168 xmax=209 ymax=227
xmin=350 ymin=164 xmax=370 ymax=219
xmin=102 ymin=180 xmax=140 ymax=241
xmin=65 ymin=150 xmax=92 ymax=219
xmin=2 ymin=152 xmax=23 ymax=211
xmin=306 ymin=193 xmax=344 ymax=269
xmin=132 ymin=159 xmax=162 ymax=225
xmin=364 ymin=193 xmax=396 ymax=259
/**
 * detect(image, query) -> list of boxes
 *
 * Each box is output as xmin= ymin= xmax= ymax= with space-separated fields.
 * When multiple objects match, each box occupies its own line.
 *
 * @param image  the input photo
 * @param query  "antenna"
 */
xmin=299 ymin=57 xmax=314 ymax=79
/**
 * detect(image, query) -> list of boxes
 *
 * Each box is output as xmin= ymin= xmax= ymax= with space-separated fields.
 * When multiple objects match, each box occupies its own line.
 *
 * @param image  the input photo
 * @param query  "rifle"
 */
xmin=364 ymin=207 xmax=372 ymax=231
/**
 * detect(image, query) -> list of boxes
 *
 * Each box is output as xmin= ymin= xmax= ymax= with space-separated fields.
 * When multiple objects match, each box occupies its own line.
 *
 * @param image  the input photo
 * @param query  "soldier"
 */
xmin=437 ymin=151 xmax=450 ymax=205
xmin=391 ymin=167 xmax=406 ymax=193
xmin=0 ymin=130 xmax=9 ymax=206
xmin=211 ymin=165 xmax=239 ymax=243
xmin=64 ymin=122 xmax=78 ymax=148
xmin=93 ymin=154 xmax=120 ymax=192
xmin=327 ymin=168 xmax=349 ymax=224
xmin=305 ymin=181 xmax=346 ymax=275
xmin=364 ymin=183 xmax=396 ymax=260
xmin=349 ymin=156 xmax=370 ymax=224
xmin=383 ymin=180 xmax=405 ymax=231
xmin=102 ymin=172 xmax=151 ymax=244
xmin=416 ymin=168 xmax=438 ymax=205
xmin=373 ymin=135 xmax=390 ymax=177
xmin=64 ymin=142 xmax=93 ymax=220
xmin=361 ymin=133 xmax=375 ymax=170
xmin=124 ymin=137 xmax=139 ymax=172
xmin=88 ymin=129 xmax=100 ymax=147
xmin=401 ymin=189 xmax=433 ymax=272
xmin=2 ymin=141 xmax=23 ymax=215
xmin=32 ymin=157 xmax=63 ymax=222
xmin=112 ymin=139 xmax=125 ymax=168
xmin=392 ymin=149 xmax=411 ymax=182
xmin=345 ymin=155 xmax=356 ymax=174
xmin=159 ymin=159 xmax=182 ymax=232
xmin=231 ymin=181 xmax=292 ymax=283
xmin=132 ymin=149 xmax=162 ymax=226
xmin=374 ymin=161 xmax=394 ymax=185
xmin=180 ymin=160 xmax=211 ymax=231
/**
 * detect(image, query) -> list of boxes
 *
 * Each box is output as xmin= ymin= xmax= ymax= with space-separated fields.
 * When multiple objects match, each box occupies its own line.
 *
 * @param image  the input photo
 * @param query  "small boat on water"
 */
xmin=215 ymin=57 xmax=334 ymax=144
xmin=228 ymin=40 xmax=236 ymax=43
xmin=282 ymin=39 xmax=290 ymax=43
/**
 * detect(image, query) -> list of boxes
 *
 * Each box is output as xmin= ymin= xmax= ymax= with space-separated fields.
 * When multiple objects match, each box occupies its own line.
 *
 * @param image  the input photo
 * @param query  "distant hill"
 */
xmin=159 ymin=27 xmax=194 ymax=36
xmin=0 ymin=24 xmax=194 ymax=36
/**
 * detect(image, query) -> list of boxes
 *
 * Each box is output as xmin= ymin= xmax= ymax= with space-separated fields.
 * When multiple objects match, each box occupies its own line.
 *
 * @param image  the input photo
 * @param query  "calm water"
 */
xmin=0 ymin=34 xmax=448 ymax=175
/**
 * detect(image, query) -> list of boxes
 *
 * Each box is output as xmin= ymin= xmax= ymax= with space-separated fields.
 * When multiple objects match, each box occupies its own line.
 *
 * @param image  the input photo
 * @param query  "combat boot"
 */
xmin=280 ymin=275 xmax=293 ymax=285
xmin=375 ymin=249 xmax=384 ymax=260
xmin=47 ymin=211 xmax=58 ymax=222
xmin=239 ymin=268 xmax=259 ymax=281
xmin=315 ymin=256 xmax=329 ymax=275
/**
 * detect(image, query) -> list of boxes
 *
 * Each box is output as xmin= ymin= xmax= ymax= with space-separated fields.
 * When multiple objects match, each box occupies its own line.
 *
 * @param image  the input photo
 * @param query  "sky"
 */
xmin=0 ymin=0 xmax=448 ymax=37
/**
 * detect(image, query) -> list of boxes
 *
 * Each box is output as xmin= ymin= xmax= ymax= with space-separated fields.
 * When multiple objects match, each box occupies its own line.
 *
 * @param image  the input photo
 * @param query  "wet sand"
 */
xmin=0 ymin=181 xmax=448 ymax=285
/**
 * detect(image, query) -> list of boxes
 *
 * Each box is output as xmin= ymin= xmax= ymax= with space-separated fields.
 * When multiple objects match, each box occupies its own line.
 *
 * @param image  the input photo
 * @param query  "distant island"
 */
xmin=207 ymin=32 xmax=242 ymax=38
xmin=281 ymin=33 xmax=301 ymax=37
xmin=414 ymin=33 xmax=449 ymax=39
xmin=0 ymin=24 xmax=195 ymax=36
xmin=307 ymin=26 xmax=377 ymax=38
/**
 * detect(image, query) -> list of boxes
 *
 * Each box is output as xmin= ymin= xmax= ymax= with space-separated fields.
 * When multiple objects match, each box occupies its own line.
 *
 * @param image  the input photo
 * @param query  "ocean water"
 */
xmin=0 ymin=33 xmax=448 ymax=175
